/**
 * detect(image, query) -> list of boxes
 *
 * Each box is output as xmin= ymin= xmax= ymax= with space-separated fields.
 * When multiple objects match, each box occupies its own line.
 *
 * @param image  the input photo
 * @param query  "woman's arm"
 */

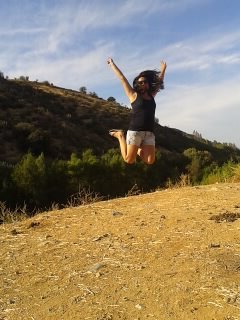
xmin=152 ymin=60 xmax=167 ymax=97
xmin=107 ymin=58 xmax=136 ymax=103
xmin=159 ymin=60 xmax=167 ymax=82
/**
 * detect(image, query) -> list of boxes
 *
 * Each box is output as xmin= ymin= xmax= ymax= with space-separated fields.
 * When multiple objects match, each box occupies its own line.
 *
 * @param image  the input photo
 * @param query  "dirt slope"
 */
xmin=1 ymin=183 xmax=240 ymax=320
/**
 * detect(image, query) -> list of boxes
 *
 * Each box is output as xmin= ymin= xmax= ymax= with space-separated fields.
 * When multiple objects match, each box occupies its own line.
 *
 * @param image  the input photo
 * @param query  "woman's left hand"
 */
xmin=160 ymin=60 xmax=167 ymax=71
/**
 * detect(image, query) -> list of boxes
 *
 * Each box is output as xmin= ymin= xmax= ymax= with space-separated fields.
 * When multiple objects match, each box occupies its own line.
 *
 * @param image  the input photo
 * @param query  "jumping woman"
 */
xmin=107 ymin=57 xmax=167 ymax=165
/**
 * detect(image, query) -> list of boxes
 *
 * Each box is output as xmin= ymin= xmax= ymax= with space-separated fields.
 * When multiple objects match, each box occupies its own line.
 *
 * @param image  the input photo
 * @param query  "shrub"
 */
xmin=11 ymin=153 xmax=47 ymax=207
xmin=27 ymin=129 xmax=49 ymax=154
xmin=0 ymin=201 xmax=29 ymax=224
xmin=107 ymin=96 xmax=116 ymax=102
xmin=15 ymin=122 xmax=34 ymax=133
xmin=232 ymin=164 xmax=240 ymax=182
xmin=66 ymin=187 xmax=103 ymax=207
xmin=201 ymin=161 xmax=235 ymax=184
xmin=79 ymin=86 xmax=87 ymax=94
xmin=89 ymin=91 xmax=98 ymax=98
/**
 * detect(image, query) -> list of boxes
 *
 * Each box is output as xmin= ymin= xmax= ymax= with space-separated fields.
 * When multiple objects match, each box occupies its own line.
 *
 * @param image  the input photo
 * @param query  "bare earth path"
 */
xmin=1 ymin=183 xmax=240 ymax=320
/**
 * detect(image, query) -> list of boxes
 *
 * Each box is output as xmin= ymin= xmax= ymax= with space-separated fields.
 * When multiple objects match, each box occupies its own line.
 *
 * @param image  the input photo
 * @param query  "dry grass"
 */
xmin=0 ymin=202 xmax=29 ymax=224
xmin=65 ymin=187 xmax=104 ymax=208
xmin=232 ymin=165 xmax=240 ymax=182
xmin=1 ymin=183 xmax=240 ymax=319
xmin=166 ymin=173 xmax=191 ymax=189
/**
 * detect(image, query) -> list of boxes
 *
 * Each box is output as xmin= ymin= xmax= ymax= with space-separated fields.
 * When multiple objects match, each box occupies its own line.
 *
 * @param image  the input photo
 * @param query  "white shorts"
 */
xmin=126 ymin=130 xmax=155 ymax=147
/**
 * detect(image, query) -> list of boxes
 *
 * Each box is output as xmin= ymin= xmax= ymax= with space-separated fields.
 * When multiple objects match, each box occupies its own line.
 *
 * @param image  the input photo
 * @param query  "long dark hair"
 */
xmin=133 ymin=70 xmax=164 ymax=95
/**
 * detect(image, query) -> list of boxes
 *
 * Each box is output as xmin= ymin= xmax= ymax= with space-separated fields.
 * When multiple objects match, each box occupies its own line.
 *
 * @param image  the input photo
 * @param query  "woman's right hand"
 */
xmin=107 ymin=57 xmax=113 ymax=65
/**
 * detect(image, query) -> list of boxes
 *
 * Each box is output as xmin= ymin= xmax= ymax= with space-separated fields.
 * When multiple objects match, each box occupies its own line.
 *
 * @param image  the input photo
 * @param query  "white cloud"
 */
xmin=8 ymin=42 xmax=114 ymax=89
xmin=217 ymin=54 xmax=240 ymax=64
xmin=152 ymin=29 xmax=240 ymax=73
xmin=156 ymin=77 xmax=240 ymax=145
xmin=0 ymin=27 xmax=46 ymax=36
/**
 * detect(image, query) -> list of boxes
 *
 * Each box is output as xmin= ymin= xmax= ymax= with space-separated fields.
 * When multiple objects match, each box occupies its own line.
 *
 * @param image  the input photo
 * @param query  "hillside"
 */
xmin=1 ymin=183 xmax=240 ymax=319
xmin=0 ymin=78 xmax=239 ymax=163
xmin=0 ymin=78 xmax=129 ymax=162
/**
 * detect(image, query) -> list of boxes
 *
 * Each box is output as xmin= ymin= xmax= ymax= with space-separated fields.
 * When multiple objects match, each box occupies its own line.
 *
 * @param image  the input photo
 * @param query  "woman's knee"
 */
xmin=144 ymin=156 xmax=155 ymax=165
xmin=124 ymin=155 xmax=136 ymax=164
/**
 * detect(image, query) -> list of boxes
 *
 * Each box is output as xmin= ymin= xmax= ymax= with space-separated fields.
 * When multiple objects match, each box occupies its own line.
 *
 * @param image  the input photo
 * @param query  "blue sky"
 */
xmin=1 ymin=0 xmax=240 ymax=147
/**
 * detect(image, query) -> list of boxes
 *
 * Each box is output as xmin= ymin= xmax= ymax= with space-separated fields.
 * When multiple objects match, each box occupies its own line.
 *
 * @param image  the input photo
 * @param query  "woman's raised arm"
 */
xmin=107 ymin=58 xmax=136 ymax=103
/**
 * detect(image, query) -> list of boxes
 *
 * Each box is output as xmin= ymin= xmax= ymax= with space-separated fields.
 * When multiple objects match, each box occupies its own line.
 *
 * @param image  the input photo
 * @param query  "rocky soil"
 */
xmin=1 ymin=183 xmax=240 ymax=320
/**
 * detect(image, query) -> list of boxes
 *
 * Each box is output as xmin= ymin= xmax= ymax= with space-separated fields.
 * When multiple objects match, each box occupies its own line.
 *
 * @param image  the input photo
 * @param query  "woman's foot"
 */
xmin=109 ymin=129 xmax=124 ymax=138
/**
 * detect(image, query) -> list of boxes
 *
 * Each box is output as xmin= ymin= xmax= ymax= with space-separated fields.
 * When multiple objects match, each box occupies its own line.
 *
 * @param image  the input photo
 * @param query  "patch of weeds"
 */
xmin=209 ymin=211 xmax=240 ymax=223
xmin=125 ymin=183 xmax=142 ymax=197
xmin=166 ymin=174 xmax=191 ymax=189
xmin=0 ymin=201 xmax=29 ymax=224
xmin=66 ymin=187 xmax=104 ymax=207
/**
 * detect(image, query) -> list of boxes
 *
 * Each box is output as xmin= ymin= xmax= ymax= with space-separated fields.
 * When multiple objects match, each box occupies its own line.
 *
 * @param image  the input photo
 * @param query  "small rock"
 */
xmin=88 ymin=262 xmax=106 ymax=272
xmin=135 ymin=303 xmax=144 ymax=310
xmin=11 ymin=229 xmax=21 ymax=235
xmin=209 ymin=243 xmax=221 ymax=248
xmin=123 ymin=297 xmax=130 ymax=301
xmin=92 ymin=234 xmax=109 ymax=241
xmin=191 ymin=307 xmax=198 ymax=313
xmin=112 ymin=211 xmax=123 ymax=217
xmin=9 ymin=299 xmax=16 ymax=304
xmin=28 ymin=221 xmax=40 ymax=228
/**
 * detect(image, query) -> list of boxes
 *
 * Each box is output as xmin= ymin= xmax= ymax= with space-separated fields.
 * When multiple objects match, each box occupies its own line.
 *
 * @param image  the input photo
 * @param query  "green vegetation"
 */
xmin=0 ymin=76 xmax=240 ymax=222
xmin=1 ymin=148 xmax=240 ymax=221
xmin=0 ymin=149 xmax=184 ymax=211
xmin=201 ymin=161 xmax=240 ymax=185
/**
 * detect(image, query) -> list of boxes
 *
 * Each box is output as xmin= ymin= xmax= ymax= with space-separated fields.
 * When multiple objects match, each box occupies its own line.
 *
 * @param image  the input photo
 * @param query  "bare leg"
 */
xmin=110 ymin=131 xmax=138 ymax=164
xmin=137 ymin=145 xmax=155 ymax=164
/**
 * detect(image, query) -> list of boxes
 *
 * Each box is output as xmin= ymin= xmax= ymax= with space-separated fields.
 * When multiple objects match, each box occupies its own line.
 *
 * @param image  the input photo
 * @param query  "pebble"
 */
xmin=135 ymin=303 xmax=144 ymax=310
xmin=112 ymin=211 xmax=123 ymax=217
xmin=88 ymin=262 xmax=105 ymax=273
xmin=28 ymin=221 xmax=40 ymax=228
xmin=92 ymin=234 xmax=109 ymax=241
xmin=209 ymin=243 xmax=221 ymax=248
xmin=10 ymin=229 xmax=21 ymax=235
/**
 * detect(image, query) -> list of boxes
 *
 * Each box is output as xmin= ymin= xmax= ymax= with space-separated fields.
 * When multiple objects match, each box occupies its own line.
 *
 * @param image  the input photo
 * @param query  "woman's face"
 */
xmin=137 ymin=77 xmax=149 ymax=93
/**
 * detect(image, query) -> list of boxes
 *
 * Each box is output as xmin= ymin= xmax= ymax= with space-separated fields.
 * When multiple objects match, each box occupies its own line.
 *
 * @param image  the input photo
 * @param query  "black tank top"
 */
xmin=128 ymin=94 xmax=156 ymax=132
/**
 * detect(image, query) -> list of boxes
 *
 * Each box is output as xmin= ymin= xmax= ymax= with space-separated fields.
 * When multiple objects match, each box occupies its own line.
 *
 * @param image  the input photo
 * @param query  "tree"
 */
xmin=11 ymin=153 xmax=47 ymax=207
xmin=19 ymin=75 xmax=29 ymax=81
xmin=184 ymin=148 xmax=212 ymax=184
xmin=107 ymin=96 xmax=116 ymax=102
xmin=192 ymin=130 xmax=202 ymax=140
xmin=67 ymin=150 xmax=99 ymax=191
xmin=79 ymin=86 xmax=87 ymax=94
xmin=89 ymin=91 xmax=98 ymax=98
xmin=46 ymin=159 xmax=70 ymax=205
xmin=67 ymin=153 xmax=83 ymax=192
xmin=27 ymin=129 xmax=49 ymax=154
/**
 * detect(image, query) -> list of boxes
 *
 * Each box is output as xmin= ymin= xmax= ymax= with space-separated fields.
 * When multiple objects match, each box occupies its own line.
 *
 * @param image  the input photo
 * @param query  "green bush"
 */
xmin=201 ymin=161 xmax=240 ymax=184
xmin=27 ymin=129 xmax=49 ymax=154
xmin=11 ymin=153 xmax=47 ymax=207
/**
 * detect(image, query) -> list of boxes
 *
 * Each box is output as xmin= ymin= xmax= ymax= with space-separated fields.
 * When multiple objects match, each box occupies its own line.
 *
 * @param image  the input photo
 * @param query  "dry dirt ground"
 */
xmin=1 ymin=183 xmax=240 ymax=320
